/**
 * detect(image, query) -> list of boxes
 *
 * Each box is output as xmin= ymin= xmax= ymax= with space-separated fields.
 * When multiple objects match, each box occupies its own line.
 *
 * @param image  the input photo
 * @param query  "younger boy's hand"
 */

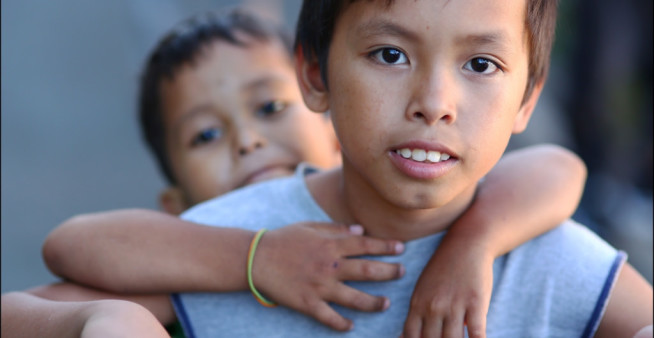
xmin=252 ymin=223 xmax=405 ymax=331
xmin=402 ymin=240 xmax=493 ymax=338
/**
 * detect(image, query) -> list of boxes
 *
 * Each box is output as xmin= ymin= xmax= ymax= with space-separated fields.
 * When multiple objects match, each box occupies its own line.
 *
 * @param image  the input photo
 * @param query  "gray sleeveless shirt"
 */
xmin=173 ymin=165 xmax=625 ymax=338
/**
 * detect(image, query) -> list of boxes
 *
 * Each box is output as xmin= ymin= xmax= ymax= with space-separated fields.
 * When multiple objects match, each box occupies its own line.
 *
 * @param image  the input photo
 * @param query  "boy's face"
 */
xmin=301 ymin=0 xmax=541 ymax=211
xmin=160 ymin=38 xmax=339 ymax=211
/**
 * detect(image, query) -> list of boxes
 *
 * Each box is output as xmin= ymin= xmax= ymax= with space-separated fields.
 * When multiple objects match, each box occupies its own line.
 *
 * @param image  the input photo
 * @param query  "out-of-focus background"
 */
xmin=2 ymin=0 xmax=651 ymax=294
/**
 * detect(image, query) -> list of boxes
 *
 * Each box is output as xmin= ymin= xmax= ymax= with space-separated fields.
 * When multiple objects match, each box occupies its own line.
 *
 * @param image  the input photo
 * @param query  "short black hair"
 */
xmin=139 ymin=8 xmax=292 ymax=184
xmin=295 ymin=0 xmax=558 ymax=103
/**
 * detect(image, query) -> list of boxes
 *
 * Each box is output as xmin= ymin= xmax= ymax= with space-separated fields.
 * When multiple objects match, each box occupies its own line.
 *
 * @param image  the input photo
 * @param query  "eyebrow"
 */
xmin=355 ymin=19 xmax=420 ymax=42
xmin=355 ymin=19 xmax=515 ymax=53
xmin=453 ymin=32 xmax=514 ymax=53
xmin=171 ymin=103 xmax=213 ymax=137
xmin=172 ymin=74 xmax=289 ymax=134
xmin=243 ymin=74 xmax=288 ymax=91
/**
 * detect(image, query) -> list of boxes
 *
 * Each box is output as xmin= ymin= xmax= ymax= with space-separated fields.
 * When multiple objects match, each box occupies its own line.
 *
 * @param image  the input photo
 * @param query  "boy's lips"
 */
xmin=242 ymin=165 xmax=295 ymax=187
xmin=388 ymin=141 xmax=457 ymax=180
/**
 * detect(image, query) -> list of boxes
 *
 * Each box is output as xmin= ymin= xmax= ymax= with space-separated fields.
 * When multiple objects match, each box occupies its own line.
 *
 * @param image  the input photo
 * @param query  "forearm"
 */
xmin=27 ymin=282 xmax=175 ymax=325
xmin=2 ymin=291 xmax=93 ymax=337
xmin=43 ymin=209 xmax=254 ymax=293
xmin=446 ymin=144 xmax=587 ymax=256
xmin=1 ymin=292 xmax=169 ymax=338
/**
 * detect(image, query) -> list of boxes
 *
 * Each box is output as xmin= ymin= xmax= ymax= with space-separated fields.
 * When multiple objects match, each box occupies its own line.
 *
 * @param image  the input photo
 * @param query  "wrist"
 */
xmin=247 ymin=229 xmax=277 ymax=307
xmin=444 ymin=217 xmax=503 ymax=258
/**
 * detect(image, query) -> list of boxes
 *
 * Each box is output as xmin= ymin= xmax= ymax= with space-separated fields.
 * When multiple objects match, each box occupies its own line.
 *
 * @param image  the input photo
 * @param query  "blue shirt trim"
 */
xmin=171 ymin=293 xmax=196 ymax=338
xmin=581 ymin=250 xmax=627 ymax=338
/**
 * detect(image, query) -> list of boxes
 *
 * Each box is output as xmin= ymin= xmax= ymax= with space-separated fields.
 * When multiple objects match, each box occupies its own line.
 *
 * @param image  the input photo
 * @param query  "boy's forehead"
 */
xmin=160 ymin=39 xmax=298 ymax=127
xmin=338 ymin=0 xmax=528 ymax=48
xmin=174 ymin=38 xmax=294 ymax=88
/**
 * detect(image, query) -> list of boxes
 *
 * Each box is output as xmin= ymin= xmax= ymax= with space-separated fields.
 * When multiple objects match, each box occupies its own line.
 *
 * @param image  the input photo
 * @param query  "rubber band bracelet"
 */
xmin=247 ymin=229 xmax=277 ymax=308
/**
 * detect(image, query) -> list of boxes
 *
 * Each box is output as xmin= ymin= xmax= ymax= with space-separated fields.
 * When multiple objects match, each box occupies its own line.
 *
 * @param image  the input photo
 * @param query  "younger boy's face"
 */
xmin=160 ymin=38 xmax=339 ymax=210
xmin=306 ymin=0 xmax=540 ymax=211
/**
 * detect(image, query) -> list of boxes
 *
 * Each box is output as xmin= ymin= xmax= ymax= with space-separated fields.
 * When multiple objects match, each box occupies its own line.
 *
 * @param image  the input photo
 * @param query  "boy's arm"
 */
xmin=1 ymin=291 xmax=169 ymax=338
xmin=27 ymin=282 xmax=176 ymax=325
xmin=595 ymin=263 xmax=653 ymax=338
xmin=43 ymin=209 xmax=405 ymax=331
xmin=403 ymin=144 xmax=587 ymax=338
xmin=43 ymin=210 xmax=258 ymax=293
xmin=445 ymin=143 xmax=587 ymax=255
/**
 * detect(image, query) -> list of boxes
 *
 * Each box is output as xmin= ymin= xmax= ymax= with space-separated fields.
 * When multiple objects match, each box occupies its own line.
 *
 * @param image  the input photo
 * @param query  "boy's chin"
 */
xmin=243 ymin=166 xmax=295 ymax=187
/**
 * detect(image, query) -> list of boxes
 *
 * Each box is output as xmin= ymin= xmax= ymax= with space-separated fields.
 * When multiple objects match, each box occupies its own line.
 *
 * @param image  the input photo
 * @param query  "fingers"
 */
xmin=338 ymin=258 xmax=404 ymax=281
xmin=306 ymin=222 xmax=364 ymax=235
xmin=304 ymin=222 xmax=405 ymax=256
xmin=422 ymin=317 xmax=444 ymax=338
xmin=402 ymin=311 xmax=422 ymax=338
xmin=304 ymin=300 xmax=353 ymax=332
xmin=441 ymin=311 xmax=465 ymax=338
xmin=403 ymin=312 xmax=482 ymax=338
xmin=339 ymin=235 xmax=405 ymax=257
xmin=403 ymin=300 xmax=472 ymax=338
xmin=464 ymin=307 xmax=486 ymax=338
xmin=327 ymin=284 xmax=390 ymax=313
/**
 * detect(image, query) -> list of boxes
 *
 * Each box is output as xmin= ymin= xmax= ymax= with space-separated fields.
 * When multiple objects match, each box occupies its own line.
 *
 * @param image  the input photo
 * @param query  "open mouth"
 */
xmin=242 ymin=165 xmax=296 ymax=187
xmin=393 ymin=148 xmax=453 ymax=163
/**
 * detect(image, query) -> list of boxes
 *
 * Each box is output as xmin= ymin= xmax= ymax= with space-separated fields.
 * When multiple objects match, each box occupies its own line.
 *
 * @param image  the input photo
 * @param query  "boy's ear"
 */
xmin=512 ymin=79 xmax=545 ymax=134
xmin=159 ymin=187 xmax=188 ymax=216
xmin=295 ymin=46 xmax=329 ymax=113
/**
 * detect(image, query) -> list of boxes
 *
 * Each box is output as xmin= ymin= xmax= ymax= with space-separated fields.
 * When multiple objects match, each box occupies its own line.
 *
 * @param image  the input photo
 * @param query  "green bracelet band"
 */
xmin=247 ymin=229 xmax=277 ymax=307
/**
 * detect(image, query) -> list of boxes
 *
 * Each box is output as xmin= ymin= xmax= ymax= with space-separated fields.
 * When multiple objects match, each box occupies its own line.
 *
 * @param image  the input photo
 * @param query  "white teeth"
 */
xmin=427 ymin=151 xmax=441 ymax=162
xmin=411 ymin=149 xmax=427 ymax=161
xmin=396 ymin=148 xmax=451 ymax=163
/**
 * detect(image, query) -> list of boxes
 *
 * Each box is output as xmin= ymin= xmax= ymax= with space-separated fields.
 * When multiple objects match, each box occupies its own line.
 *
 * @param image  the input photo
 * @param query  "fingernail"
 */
xmin=349 ymin=224 xmax=364 ymax=235
xmin=394 ymin=242 xmax=404 ymax=253
xmin=382 ymin=297 xmax=391 ymax=310
xmin=397 ymin=264 xmax=406 ymax=278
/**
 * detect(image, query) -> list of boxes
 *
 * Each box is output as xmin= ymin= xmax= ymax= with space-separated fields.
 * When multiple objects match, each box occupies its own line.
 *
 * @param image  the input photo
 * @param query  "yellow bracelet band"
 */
xmin=247 ymin=229 xmax=277 ymax=308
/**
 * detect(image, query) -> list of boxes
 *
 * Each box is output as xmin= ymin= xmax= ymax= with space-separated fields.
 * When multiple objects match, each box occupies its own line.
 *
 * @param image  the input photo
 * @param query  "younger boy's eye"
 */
xmin=370 ymin=47 xmax=408 ymax=65
xmin=464 ymin=57 xmax=500 ymax=74
xmin=190 ymin=127 xmax=223 ymax=147
xmin=257 ymin=100 xmax=286 ymax=117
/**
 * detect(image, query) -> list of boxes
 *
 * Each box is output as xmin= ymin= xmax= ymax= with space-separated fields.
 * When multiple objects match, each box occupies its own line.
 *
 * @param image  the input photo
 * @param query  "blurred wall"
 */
xmin=2 ymin=0 xmax=651 ymax=295
xmin=1 ymin=0 xmax=301 ymax=293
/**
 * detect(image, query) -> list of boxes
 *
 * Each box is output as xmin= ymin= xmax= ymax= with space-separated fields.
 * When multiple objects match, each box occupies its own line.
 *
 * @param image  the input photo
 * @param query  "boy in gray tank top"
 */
xmin=171 ymin=0 xmax=653 ymax=337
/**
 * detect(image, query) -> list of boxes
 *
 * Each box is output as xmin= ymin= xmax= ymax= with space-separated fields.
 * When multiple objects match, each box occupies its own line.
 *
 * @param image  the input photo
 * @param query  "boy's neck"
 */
xmin=308 ymin=168 xmax=478 ymax=242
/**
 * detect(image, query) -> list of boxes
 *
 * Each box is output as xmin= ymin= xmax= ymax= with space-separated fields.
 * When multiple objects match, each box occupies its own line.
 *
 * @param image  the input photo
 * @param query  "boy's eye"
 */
xmin=464 ymin=57 xmax=500 ymax=74
xmin=370 ymin=47 xmax=408 ymax=65
xmin=190 ymin=127 xmax=223 ymax=147
xmin=257 ymin=100 xmax=286 ymax=117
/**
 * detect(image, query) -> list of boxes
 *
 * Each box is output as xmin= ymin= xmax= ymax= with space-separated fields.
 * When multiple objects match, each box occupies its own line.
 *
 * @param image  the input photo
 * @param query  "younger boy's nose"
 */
xmin=236 ymin=129 xmax=266 ymax=156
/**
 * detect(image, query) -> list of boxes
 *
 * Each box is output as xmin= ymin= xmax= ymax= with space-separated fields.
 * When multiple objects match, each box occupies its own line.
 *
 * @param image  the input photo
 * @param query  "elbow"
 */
xmin=537 ymin=144 xmax=588 ymax=217
xmin=538 ymin=143 xmax=587 ymax=186
xmin=42 ymin=214 xmax=90 ymax=278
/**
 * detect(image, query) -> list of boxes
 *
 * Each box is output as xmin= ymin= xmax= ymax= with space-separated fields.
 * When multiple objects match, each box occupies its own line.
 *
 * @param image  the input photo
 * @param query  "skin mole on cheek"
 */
xmin=332 ymin=261 xmax=339 ymax=269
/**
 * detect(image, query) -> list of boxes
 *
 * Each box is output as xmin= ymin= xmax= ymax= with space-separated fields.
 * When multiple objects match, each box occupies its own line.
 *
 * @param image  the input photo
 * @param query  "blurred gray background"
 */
xmin=2 ymin=0 xmax=651 ymax=294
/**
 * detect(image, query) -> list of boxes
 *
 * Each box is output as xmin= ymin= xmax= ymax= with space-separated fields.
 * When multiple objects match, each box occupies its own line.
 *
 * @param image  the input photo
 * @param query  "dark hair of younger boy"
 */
xmin=139 ymin=9 xmax=293 ymax=184
xmin=295 ymin=0 xmax=558 ymax=104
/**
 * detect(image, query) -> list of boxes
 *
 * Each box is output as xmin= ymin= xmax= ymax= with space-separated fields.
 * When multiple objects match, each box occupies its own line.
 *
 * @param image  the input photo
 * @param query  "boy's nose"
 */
xmin=406 ymin=70 xmax=457 ymax=126
xmin=236 ymin=128 xmax=266 ymax=156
